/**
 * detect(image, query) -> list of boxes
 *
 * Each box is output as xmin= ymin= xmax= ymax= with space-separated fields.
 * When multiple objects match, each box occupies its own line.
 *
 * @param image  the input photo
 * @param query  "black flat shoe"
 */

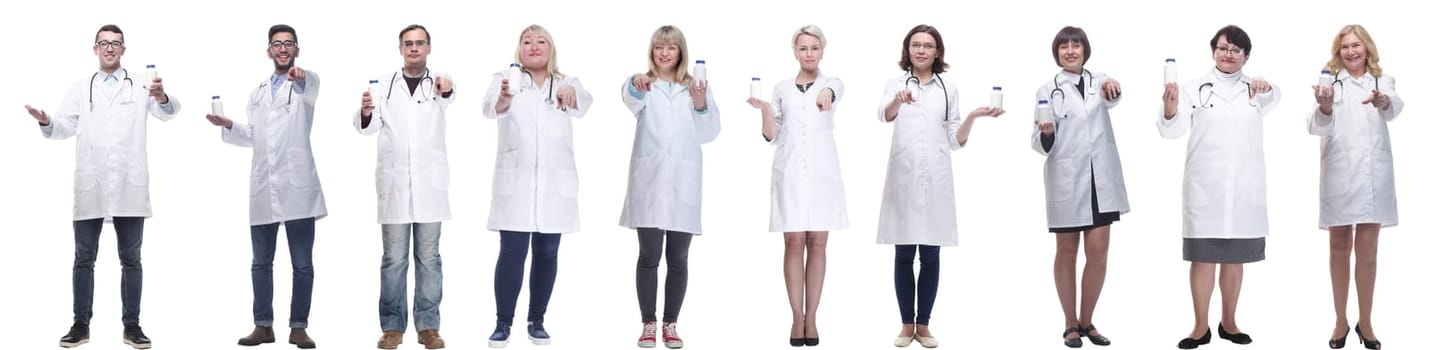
xmin=803 ymin=337 xmax=819 ymax=346
xmin=1329 ymin=326 xmax=1349 ymax=349
xmin=1177 ymin=329 xmax=1211 ymax=349
xmin=1218 ymin=323 xmax=1252 ymax=344
xmin=1354 ymin=324 xmax=1381 ymax=349
xmin=1079 ymin=324 xmax=1110 ymax=346
xmin=1063 ymin=327 xmax=1083 ymax=348
xmin=790 ymin=337 xmax=805 ymax=347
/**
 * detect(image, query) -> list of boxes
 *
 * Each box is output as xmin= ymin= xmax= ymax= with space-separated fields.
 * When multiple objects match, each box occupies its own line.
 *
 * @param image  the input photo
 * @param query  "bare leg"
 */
xmin=804 ymin=231 xmax=829 ymax=339
xmin=1188 ymin=262 xmax=1215 ymax=338
xmin=1218 ymin=264 xmax=1245 ymax=333
xmin=783 ymin=232 xmax=807 ymax=340
xmin=1054 ymin=232 xmax=1081 ymax=340
xmin=1354 ymin=223 xmax=1381 ymax=341
xmin=1328 ymin=225 xmax=1353 ymax=339
xmin=1079 ymin=226 xmax=1111 ymax=337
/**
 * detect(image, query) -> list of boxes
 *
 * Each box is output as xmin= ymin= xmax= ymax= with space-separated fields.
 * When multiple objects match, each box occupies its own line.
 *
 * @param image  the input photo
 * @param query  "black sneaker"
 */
xmin=59 ymin=321 xmax=89 ymax=348
xmin=123 ymin=323 xmax=151 ymax=349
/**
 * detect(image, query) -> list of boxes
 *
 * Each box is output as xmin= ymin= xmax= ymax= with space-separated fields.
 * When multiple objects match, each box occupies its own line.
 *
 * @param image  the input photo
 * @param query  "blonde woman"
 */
xmin=480 ymin=24 xmax=592 ymax=348
xmin=1307 ymin=24 xmax=1401 ymax=350
xmin=747 ymin=25 xmax=848 ymax=347
xmin=619 ymin=25 xmax=721 ymax=349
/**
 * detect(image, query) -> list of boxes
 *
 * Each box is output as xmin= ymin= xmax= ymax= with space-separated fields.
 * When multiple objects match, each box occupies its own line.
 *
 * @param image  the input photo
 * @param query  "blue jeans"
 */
xmin=380 ymin=222 xmax=443 ymax=332
xmin=251 ymin=217 xmax=315 ymax=328
xmin=494 ymin=231 xmax=562 ymax=326
xmin=894 ymin=244 xmax=940 ymax=325
xmin=73 ymin=217 xmax=144 ymax=325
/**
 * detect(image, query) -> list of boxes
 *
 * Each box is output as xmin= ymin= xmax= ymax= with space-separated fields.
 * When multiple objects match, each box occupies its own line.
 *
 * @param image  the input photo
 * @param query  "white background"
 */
xmin=2 ymin=0 xmax=1424 ymax=349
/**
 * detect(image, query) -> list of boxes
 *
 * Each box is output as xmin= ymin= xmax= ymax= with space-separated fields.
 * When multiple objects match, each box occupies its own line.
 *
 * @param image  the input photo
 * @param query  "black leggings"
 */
xmin=637 ymin=228 xmax=693 ymax=323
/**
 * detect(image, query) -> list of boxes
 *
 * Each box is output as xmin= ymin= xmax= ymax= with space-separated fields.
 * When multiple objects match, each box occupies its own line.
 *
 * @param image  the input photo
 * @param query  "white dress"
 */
xmin=1307 ymin=71 xmax=1403 ymax=229
xmin=766 ymin=74 xmax=850 ymax=232
xmin=875 ymin=73 xmax=962 ymax=246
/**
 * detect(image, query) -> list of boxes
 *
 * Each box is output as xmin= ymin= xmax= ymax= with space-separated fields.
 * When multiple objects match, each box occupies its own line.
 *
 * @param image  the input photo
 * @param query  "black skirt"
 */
xmin=1049 ymin=168 xmax=1120 ymax=233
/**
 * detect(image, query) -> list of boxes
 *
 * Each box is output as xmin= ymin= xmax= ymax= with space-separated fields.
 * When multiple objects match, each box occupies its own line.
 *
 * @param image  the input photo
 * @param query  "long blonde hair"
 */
xmin=645 ymin=25 xmax=690 ymax=85
xmin=514 ymin=24 xmax=562 ymax=80
xmin=1325 ymin=24 xmax=1382 ymax=78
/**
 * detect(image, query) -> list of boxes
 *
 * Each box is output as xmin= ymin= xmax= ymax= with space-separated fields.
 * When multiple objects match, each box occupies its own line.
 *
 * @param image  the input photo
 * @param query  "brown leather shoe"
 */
xmin=289 ymin=328 xmax=316 ymax=349
xmin=377 ymin=330 xmax=402 ymax=349
xmin=418 ymin=329 xmax=446 ymax=349
xmin=237 ymin=326 xmax=275 ymax=346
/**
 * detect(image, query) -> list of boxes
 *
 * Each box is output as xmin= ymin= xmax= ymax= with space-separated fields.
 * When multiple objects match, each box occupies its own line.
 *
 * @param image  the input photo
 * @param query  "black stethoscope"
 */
xmin=1191 ymin=81 xmax=1257 ymax=110
xmin=1328 ymin=73 xmax=1380 ymax=103
xmin=518 ymin=70 xmax=558 ymax=105
xmin=1049 ymin=70 xmax=1096 ymax=116
xmin=386 ymin=69 xmax=436 ymax=103
xmin=904 ymin=73 xmax=951 ymax=121
xmin=88 ymin=68 xmax=134 ymax=111
xmin=255 ymin=76 xmax=297 ymax=113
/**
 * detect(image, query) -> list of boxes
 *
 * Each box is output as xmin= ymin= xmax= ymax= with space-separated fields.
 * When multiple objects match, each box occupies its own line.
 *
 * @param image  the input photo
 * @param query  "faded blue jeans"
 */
xmin=379 ymin=222 xmax=443 ymax=332
xmin=250 ymin=217 xmax=315 ymax=328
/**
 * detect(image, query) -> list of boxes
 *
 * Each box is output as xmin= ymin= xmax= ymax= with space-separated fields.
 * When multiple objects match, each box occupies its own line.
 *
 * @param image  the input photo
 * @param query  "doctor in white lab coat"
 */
xmin=1306 ymin=24 xmax=1401 ymax=348
xmin=204 ymin=24 xmax=323 ymax=348
xmin=354 ymin=24 xmax=454 ymax=348
xmin=876 ymin=25 xmax=1001 ymax=348
xmin=479 ymin=24 xmax=592 ymax=347
xmin=25 ymin=24 xmax=175 ymax=349
xmin=1029 ymin=26 xmax=1127 ymax=348
xmin=745 ymin=25 xmax=847 ymax=346
xmin=619 ymin=25 xmax=719 ymax=348
xmin=1158 ymin=25 xmax=1277 ymax=349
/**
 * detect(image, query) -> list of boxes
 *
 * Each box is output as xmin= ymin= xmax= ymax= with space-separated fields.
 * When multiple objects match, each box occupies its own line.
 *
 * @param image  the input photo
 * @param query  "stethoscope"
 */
xmin=1191 ymin=81 xmax=1257 ymax=110
xmin=386 ymin=69 xmax=436 ymax=103
xmin=1049 ymin=70 xmax=1097 ymax=117
xmin=518 ymin=70 xmax=566 ymax=111
xmin=255 ymin=77 xmax=297 ymax=113
xmin=88 ymin=68 xmax=134 ymax=111
xmin=1328 ymin=73 xmax=1380 ymax=103
xmin=904 ymin=73 xmax=951 ymax=121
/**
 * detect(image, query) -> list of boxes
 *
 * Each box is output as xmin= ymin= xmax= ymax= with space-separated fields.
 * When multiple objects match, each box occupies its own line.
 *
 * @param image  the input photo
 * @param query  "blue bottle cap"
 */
xmin=146 ymin=64 xmax=156 ymax=68
xmin=1038 ymin=99 xmax=1049 ymax=104
xmin=696 ymin=60 xmax=705 ymax=64
xmin=369 ymin=79 xmax=380 ymax=84
xmin=993 ymin=86 xmax=1002 ymax=91
xmin=751 ymin=77 xmax=760 ymax=81
xmin=1321 ymin=69 xmax=1332 ymax=74
xmin=212 ymin=96 xmax=221 ymax=99
xmin=1165 ymin=58 xmax=1175 ymax=63
xmin=510 ymin=63 xmax=521 ymax=68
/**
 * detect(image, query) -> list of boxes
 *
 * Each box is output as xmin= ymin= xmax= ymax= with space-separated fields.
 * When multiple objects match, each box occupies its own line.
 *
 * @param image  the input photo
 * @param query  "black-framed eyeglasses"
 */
xmin=1215 ymin=46 xmax=1244 ymax=56
xmin=270 ymin=40 xmax=297 ymax=49
xmin=95 ymin=40 xmax=124 ymax=49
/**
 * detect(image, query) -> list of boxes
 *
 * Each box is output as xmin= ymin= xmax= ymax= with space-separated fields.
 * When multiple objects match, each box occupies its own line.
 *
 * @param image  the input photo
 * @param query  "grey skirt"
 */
xmin=1183 ymin=238 xmax=1265 ymax=263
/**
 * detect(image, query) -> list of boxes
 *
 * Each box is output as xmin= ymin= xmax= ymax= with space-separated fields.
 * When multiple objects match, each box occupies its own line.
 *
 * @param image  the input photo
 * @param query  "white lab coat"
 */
xmin=353 ymin=70 xmax=455 ymax=225
xmin=1157 ymin=69 xmax=1280 ymax=239
xmin=617 ymin=77 xmax=721 ymax=235
xmin=1031 ymin=70 xmax=1130 ymax=228
xmin=40 ymin=69 xmax=180 ymax=221
xmin=221 ymin=71 xmax=328 ymax=226
xmin=481 ymin=71 xmax=593 ymax=234
xmin=1307 ymin=72 xmax=1403 ymax=229
xmin=875 ymin=73 xmax=962 ymax=246
xmin=766 ymin=74 xmax=850 ymax=232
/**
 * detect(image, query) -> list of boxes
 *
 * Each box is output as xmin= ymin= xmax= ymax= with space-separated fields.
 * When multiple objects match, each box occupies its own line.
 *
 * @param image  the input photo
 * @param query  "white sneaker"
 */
xmin=662 ymin=322 xmax=684 ymax=349
xmin=637 ymin=322 xmax=657 ymax=348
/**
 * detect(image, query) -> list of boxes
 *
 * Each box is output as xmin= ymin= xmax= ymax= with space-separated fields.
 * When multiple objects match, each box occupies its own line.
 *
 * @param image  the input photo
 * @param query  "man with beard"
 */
xmin=205 ymin=24 xmax=325 ymax=349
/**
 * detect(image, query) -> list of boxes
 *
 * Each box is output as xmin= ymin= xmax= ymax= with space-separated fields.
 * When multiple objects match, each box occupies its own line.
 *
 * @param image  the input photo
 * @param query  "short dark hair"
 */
xmin=899 ymin=24 xmax=949 ymax=74
xmin=95 ymin=24 xmax=123 ymax=42
xmin=399 ymin=24 xmax=429 ymax=43
xmin=1051 ymin=26 xmax=1090 ymax=67
xmin=1210 ymin=25 xmax=1252 ymax=57
xmin=268 ymin=24 xmax=297 ymax=43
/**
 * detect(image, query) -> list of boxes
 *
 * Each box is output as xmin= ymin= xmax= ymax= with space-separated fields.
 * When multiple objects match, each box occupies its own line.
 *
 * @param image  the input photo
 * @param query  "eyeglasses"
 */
xmin=269 ymin=40 xmax=297 ymax=49
xmin=908 ymin=42 xmax=937 ymax=51
xmin=402 ymin=40 xmax=429 ymax=48
xmin=95 ymin=40 xmax=124 ymax=49
xmin=1215 ymin=46 xmax=1244 ymax=56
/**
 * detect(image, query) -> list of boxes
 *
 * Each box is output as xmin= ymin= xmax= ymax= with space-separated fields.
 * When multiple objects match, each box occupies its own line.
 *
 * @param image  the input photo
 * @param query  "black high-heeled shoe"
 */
xmin=1079 ymin=324 xmax=1110 ymax=346
xmin=803 ymin=337 xmax=819 ymax=346
xmin=1177 ymin=329 xmax=1211 ymax=349
xmin=1062 ymin=327 xmax=1083 ymax=348
xmin=1329 ymin=326 xmax=1349 ymax=349
xmin=790 ymin=337 xmax=805 ymax=347
xmin=1218 ymin=323 xmax=1253 ymax=344
xmin=1354 ymin=324 xmax=1381 ymax=349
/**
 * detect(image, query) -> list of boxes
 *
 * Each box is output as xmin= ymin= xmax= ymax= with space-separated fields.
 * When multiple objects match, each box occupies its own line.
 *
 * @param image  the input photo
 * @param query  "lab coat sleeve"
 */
xmin=943 ymin=83 xmax=964 ymax=151
xmin=621 ymin=75 xmax=648 ymax=116
xmin=40 ymin=82 xmax=85 ymax=140
xmin=1379 ymin=75 xmax=1404 ymax=122
xmin=1157 ymin=82 xmax=1193 ymax=139
xmin=693 ymin=88 xmax=721 ymax=144
xmin=295 ymin=71 xmax=320 ymax=106
xmin=562 ymin=76 xmax=594 ymax=119
xmin=1307 ymin=102 xmax=1335 ymax=136
xmin=222 ymin=91 xmax=256 ymax=147
xmin=481 ymin=72 xmax=509 ymax=120
xmin=826 ymin=77 xmax=846 ymax=109
xmin=1098 ymin=71 xmax=1121 ymax=109
xmin=876 ymin=78 xmax=900 ymax=123
xmin=1252 ymin=78 xmax=1280 ymax=114
xmin=766 ymin=84 xmax=784 ymax=144
xmin=1031 ymin=87 xmax=1053 ymax=155
xmin=149 ymin=93 xmax=180 ymax=121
